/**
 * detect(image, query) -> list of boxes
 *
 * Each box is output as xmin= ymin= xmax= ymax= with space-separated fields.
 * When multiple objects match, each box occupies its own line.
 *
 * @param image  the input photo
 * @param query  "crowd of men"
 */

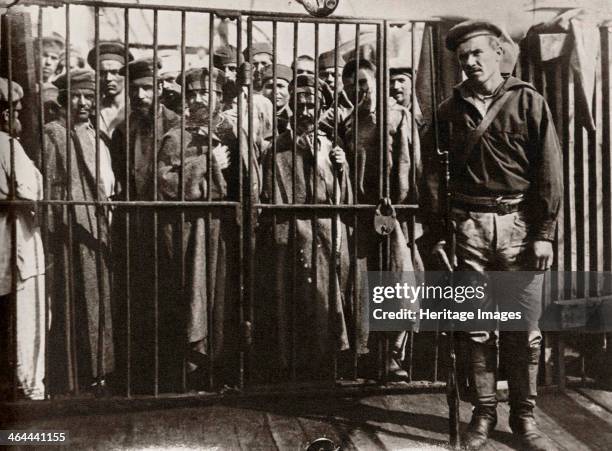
xmin=1 ymin=19 xmax=561 ymax=451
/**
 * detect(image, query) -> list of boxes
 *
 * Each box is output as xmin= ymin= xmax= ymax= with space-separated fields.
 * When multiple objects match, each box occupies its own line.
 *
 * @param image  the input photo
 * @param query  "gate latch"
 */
xmin=374 ymin=198 xmax=396 ymax=236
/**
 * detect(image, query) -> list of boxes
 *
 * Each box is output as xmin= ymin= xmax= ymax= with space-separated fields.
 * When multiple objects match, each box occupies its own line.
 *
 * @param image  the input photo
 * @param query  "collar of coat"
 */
xmin=452 ymin=75 xmax=536 ymax=113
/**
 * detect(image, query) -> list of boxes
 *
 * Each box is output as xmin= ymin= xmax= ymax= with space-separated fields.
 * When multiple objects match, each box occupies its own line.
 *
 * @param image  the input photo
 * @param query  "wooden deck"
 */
xmin=4 ymin=388 xmax=612 ymax=450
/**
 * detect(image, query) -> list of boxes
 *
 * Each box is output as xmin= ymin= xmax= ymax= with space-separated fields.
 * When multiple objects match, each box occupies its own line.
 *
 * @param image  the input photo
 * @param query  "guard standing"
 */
xmin=422 ymin=20 xmax=562 ymax=451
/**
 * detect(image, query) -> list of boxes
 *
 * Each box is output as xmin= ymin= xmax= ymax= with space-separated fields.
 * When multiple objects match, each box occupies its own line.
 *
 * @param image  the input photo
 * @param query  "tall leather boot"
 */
xmin=462 ymin=340 xmax=498 ymax=450
xmin=504 ymin=332 xmax=555 ymax=451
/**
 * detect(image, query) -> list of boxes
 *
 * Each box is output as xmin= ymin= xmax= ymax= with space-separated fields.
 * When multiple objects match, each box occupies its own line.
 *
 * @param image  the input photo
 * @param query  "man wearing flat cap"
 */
xmin=421 ymin=20 xmax=561 ymax=451
xmin=0 ymin=78 xmax=47 ymax=400
xmin=318 ymin=49 xmax=344 ymax=93
xmin=43 ymin=69 xmax=115 ymax=395
xmin=261 ymin=64 xmax=293 ymax=135
xmin=242 ymin=42 xmax=273 ymax=92
xmin=338 ymin=57 xmax=424 ymax=380
xmin=87 ymin=41 xmax=133 ymax=145
xmin=40 ymin=32 xmax=64 ymax=83
xmin=109 ymin=57 xmax=180 ymax=393
xmin=111 ymin=57 xmax=180 ymax=200
xmin=257 ymin=74 xmax=359 ymax=377
xmin=213 ymin=44 xmax=241 ymax=83
xmin=156 ymin=66 xmax=240 ymax=390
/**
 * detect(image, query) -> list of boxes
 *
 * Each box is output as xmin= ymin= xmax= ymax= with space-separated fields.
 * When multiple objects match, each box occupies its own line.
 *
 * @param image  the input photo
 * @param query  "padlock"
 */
xmin=373 ymin=198 xmax=396 ymax=236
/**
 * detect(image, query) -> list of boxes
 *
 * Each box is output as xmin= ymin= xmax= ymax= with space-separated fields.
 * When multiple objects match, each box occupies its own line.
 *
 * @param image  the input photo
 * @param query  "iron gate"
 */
xmin=2 ymin=0 xmax=606 ymax=404
xmin=1 ymin=0 xmax=446 ymax=401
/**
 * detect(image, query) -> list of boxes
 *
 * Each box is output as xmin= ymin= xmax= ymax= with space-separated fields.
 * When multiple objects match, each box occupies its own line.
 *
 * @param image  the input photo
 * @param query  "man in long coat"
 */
xmin=258 ymin=74 xmax=362 ymax=378
xmin=109 ymin=58 xmax=180 ymax=393
xmin=157 ymin=67 xmax=239 ymax=390
xmin=0 ymin=78 xmax=47 ymax=400
xmin=339 ymin=58 xmax=423 ymax=379
xmin=43 ymin=69 xmax=115 ymax=394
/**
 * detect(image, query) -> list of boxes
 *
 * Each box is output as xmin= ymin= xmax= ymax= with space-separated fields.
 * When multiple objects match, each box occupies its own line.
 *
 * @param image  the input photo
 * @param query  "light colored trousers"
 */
xmin=16 ymin=274 xmax=47 ymax=400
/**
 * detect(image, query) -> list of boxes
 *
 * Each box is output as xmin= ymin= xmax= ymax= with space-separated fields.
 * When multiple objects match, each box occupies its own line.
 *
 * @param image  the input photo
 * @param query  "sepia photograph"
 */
xmin=1 ymin=0 xmax=611 ymax=449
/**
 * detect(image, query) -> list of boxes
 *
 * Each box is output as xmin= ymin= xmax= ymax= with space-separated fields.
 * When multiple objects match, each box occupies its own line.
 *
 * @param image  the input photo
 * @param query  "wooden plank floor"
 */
xmin=4 ymin=389 xmax=612 ymax=450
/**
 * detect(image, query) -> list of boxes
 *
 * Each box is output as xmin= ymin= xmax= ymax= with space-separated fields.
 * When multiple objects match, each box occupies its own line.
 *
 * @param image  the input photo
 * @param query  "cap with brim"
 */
xmin=242 ymin=42 xmax=273 ymax=61
xmin=0 ymin=77 xmax=24 ymax=103
xmin=120 ymin=57 xmax=163 ymax=85
xmin=389 ymin=58 xmax=413 ymax=77
xmin=318 ymin=49 xmax=344 ymax=70
xmin=445 ymin=20 xmax=503 ymax=51
xmin=87 ymin=41 xmax=133 ymax=69
xmin=262 ymin=64 xmax=293 ymax=83
xmin=52 ymin=69 xmax=96 ymax=93
xmin=42 ymin=32 xmax=64 ymax=53
xmin=342 ymin=58 xmax=376 ymax=80
xmin=178 ymin=67 xmax=226 ymax=92
xmin=290 ymin=73 xmax=331 ymax=103
xmin=213 ymin=45 xmax=242 ymax=68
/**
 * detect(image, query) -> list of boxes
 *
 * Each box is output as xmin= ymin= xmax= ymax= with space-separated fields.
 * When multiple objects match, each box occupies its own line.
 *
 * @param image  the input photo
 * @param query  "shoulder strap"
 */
xmin=455 ymin=88 xmax=516 ymax=171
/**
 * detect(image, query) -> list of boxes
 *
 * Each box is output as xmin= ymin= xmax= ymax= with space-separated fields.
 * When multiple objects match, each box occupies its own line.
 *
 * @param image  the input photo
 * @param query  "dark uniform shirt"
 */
xmin=422 ymin=76 xmax=563 ymax=241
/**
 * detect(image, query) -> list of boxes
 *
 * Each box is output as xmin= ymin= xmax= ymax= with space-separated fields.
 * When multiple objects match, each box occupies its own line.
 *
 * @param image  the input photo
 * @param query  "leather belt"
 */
xmin=452 ymin=193 xmax=525 ymax=215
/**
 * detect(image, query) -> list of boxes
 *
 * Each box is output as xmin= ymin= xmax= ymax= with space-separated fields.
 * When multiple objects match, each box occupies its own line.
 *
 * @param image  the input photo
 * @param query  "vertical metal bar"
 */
xmin=351 ymin=24 xmax=360 ymax=380
xmin=332 ymin=23 xmax=340 ymax=148
xmin=246 ymin=16 xmax=256 ymax=387
xmin=408 ymin=21 xmax=419 ymax=382
xmin=272 ymin=20 xmax=278 ymax=199
xmin=123 ymin=6 xmax=132 ymax=398
xmin=378 ymin=21 xmax=388 ymax=383
xmin=94 ymin=4 xmax=106 ymax=391
xmin=180 ymin=10 xmax=187 ymax=393
xmin=270 ymin=19 xmax=280 ymax=381
xmin=152 ymin=8 xmax=160 ymax=397
xmin=207 ymin=11 xmax=215 ymax=390
xmin=236 ymin=14 xmax=245 ymax=389
xmin=6 ymin=12 xmax=18 ymax=402
xmin=377 ymin=23 xmax=384 ymax=200
xmin=290 ymin=20 xmax=299 ymax=381
xmin=330 ymin=22 xmax=343 ymax=381
xmin=428 ymin=24 xmax=441 ymax=383
xmin=410 ymin=22 xmax=417 ymax=263
xmin=602 ymin=27 xmax=612 ymax=287
xmin=312 ymin=22 xmax=323 ymax=381
xmin=65 ymin=2 xmax=79 ymax=395
xmin=94 ymin=8 xmax=101 ymax=196
xmin=37 ymin=5 xmax=51 ymax=400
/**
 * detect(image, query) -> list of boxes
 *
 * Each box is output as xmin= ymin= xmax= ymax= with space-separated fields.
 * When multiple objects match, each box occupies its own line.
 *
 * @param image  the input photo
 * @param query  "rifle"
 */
xmin=427 ymin=25 xmax=460 ymax=449
xmin=441 ymin=148 xmax=460 ymax=449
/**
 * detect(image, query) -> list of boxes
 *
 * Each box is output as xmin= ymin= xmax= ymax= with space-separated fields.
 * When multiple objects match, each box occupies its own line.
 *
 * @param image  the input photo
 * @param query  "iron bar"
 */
xmin=330 ymin=20 xmax=341 ymax=382
xmin=351 ymin=24 xmax=360 ymax=381
xmin=246 ymin=16 xmax=257 ymax=386
xmin=6 ymin=12 xmax=18 ymax=402
xmin=37 ymin=5 xmax=50 ymax=400
xmin=0 ymin=200 xmax=242 ymax=207
xmin=94 ymin=3 xmax=106 ymax=393
xmin=65 ymin=2 xmax=79 ymax=395
xmin=207 ymin=10 xmax=215 ymax=391
xmin=124 ymin=6 xmax=132 ymax=398
xmin=180 ymin=9 xmax=187 ymax=393
xmin=152 ymin=8 xmax=160 ymax=397
xmin=291 ymin=20 xmax=299 ymax=382
xmin=236 ymin=13 xmax=245 ymax=390
xmin=312 ymin=21 xmax=322 ymax=381
xmin=377 ymin=21 xmax=387 ymax=383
